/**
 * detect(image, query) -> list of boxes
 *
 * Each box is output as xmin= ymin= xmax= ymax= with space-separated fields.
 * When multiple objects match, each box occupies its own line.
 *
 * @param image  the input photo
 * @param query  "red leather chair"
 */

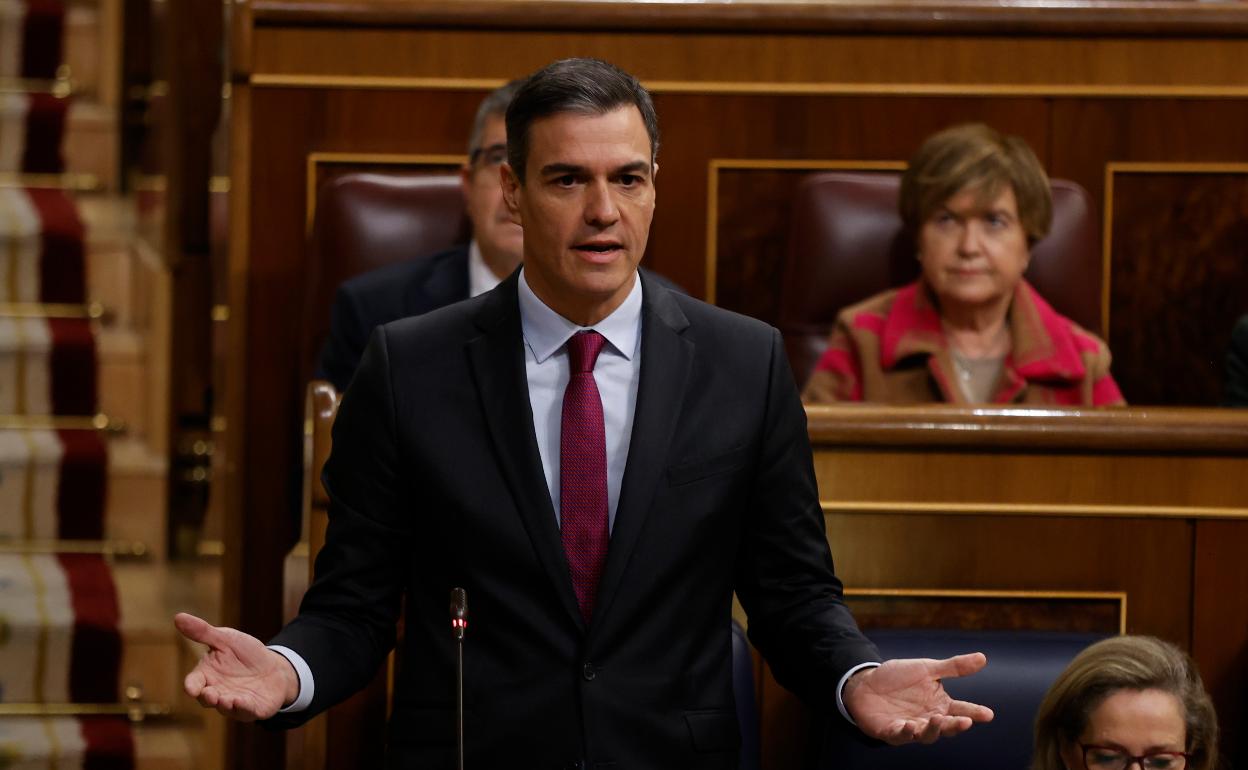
xmin=778 ymin=172 xmax=1102 ymax=386
xmin=290 ymin=171 xmax=468 ymax=770
xmin=299 ymin=171 xmax=471 ymax=382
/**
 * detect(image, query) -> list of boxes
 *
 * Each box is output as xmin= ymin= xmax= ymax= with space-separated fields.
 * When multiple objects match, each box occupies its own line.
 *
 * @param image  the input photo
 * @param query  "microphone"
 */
xmin=450 ymin=587 xmax=468 ymax=641
xmin=450 ymin=587 xmax=468 ymax=770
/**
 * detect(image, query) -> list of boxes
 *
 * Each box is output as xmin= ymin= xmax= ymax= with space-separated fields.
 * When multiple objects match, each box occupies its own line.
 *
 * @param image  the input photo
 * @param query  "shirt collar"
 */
xmin=517 ymin=268 xmax=643 ymax=364
xmin=467 ymin=240 xmax=503 ymax=298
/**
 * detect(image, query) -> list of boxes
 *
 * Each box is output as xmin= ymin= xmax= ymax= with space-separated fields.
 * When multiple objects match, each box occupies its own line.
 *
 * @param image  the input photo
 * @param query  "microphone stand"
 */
xmin=450 ymin=588 xmax=468 ymax=770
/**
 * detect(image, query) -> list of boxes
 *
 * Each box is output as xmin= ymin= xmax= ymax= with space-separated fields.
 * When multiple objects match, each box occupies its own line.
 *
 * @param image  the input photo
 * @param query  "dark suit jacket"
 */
xmin=1227 ymin=314 xmax=1248 ymax=407
xmin=274 ymin=270 xmax=879 ymax=769
xmin=317 ymin=245 xmax=471 ymax=392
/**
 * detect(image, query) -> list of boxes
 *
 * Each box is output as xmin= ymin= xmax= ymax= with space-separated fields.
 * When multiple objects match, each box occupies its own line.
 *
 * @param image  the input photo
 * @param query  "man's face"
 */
xmin=461 ymin=113 xmax=523 ymax=277
xmin=500 ymin=106 xmax=657 ymax=326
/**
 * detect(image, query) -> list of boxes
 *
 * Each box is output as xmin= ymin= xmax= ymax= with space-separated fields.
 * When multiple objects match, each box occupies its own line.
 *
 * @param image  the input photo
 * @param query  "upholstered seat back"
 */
xmin=780 ymin=172 xmax=1101 ymax=385
xmin=818 ymin=630 xmax=1104 ymax=770
xmin=300 ymin=171 xmax=470 ymax=380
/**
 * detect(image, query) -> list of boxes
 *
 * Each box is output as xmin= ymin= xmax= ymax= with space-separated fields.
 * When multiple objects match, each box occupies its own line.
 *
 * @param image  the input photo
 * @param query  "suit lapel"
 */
xmin=592 ymin=274 xmax=692 ymax=628
xmin=466 ymin=274 xmax=583 ymax=627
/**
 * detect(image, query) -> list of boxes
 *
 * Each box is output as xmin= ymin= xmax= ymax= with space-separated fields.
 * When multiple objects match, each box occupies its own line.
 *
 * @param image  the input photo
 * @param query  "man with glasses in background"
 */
xmin=316 ymin=80 xmax=525 ymax=392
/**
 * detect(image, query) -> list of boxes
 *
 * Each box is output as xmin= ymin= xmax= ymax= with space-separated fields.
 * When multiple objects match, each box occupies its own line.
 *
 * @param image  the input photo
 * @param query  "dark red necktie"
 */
xmin=561 ymin=330 xmax=609 ymax=624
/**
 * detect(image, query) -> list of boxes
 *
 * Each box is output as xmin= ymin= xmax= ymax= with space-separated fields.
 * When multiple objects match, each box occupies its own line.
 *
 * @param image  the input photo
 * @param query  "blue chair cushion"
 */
xmin=817 ymin=629 xmax=1107 ymax=770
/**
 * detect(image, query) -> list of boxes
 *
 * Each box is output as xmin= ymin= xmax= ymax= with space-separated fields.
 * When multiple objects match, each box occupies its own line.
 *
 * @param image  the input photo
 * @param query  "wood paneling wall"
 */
xmin=224 ymin=3 xmax=1248 ymax=767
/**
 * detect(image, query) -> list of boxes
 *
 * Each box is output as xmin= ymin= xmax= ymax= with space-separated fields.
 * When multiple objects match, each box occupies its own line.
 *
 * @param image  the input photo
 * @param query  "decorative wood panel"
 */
xmin=1107 ymin=167 xmax=1248 ymax=406
xmin=845 ymin=590 xmax=1125 ymax=634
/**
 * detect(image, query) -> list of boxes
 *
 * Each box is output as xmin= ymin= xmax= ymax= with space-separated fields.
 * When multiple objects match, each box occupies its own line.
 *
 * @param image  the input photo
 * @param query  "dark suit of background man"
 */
xmin=316 ymin=80 xmax=525 ymax=393
xmin=175 ymin=58 xmax=993 ymax=768
xmin=1226 ymin=314 xmax=1248 ymax=407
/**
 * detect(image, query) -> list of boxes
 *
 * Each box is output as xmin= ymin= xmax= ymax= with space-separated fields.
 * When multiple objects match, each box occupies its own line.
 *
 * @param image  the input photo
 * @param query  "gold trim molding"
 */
xmin=1101 ymin=162 xmax=1248 ymax=337
xmin=0 ymin=702 xmax=173 ymax=721
xmin=705 ymin=159 xmax=905 ymax=305
xmin=304 ymin=152 xmax=466 ymax=234
xmin=251 ymin=74 xmax=1248 ymax=100
xmin=0 ymin=173 xmax=100 ymax=191
xmin=0 ymin=301 xmax=107 ymax=320
xmin=0 ymin=540 xmax=150 ymax=558
xmin=822 ymin=500 xmax=1248 ymax=520
xmin=0 ymin=413 xmax=125 ymax=433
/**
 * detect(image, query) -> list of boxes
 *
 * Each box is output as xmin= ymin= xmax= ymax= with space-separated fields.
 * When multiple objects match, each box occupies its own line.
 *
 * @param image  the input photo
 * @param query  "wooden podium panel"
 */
xmin=758 ymin=405 xmax=1248 ymax=770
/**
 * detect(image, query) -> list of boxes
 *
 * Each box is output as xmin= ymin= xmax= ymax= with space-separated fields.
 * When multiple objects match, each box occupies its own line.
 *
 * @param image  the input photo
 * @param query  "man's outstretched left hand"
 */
xmin=842 ymin=653 xmax=994 ymax=745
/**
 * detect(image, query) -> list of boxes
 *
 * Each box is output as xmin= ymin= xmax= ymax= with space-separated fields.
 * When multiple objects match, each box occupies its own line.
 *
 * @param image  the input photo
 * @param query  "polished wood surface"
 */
xmin=787 ymin=405 xmax=1248 ymax=769
xmin=253 ymin=0 xmax=1248 ymax=36
xmin=223 ymin=3 xmax=1248 ymax=767
xmin=1109 ymin=170 xmax=1248 ymax=405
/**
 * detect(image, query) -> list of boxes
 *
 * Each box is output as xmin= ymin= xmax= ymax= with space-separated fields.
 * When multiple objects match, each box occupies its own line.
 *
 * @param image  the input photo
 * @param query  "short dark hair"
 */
xmin=505 ymin=58 xmax=660 ymax=183
xmin=466 ymin=78 xmax=524 ymax=156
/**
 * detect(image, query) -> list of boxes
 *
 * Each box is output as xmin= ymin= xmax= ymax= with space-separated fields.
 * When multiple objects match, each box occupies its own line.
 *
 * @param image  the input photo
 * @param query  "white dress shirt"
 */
xmin=467 ymin=240 xmax=503 ymax=298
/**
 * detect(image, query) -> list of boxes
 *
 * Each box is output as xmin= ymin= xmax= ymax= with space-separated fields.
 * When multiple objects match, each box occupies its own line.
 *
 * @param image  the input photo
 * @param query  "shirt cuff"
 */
xmin=836 ymin=661 xmax=882 ymax=726
xmin=268 ymin=645 xmax=315 ymax=713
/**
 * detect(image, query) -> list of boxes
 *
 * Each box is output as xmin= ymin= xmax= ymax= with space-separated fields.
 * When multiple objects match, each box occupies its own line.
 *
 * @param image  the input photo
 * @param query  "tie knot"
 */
xmin=567 ymin=330 xmax=607 ymax=374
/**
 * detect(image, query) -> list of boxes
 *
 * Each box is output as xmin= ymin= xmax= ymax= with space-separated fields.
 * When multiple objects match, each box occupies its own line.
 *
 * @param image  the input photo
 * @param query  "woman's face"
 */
xmin=917 ymin=183 xmax=1031 ymax=313
xmin=1061 ymin=688 xmax=1188 ymax=770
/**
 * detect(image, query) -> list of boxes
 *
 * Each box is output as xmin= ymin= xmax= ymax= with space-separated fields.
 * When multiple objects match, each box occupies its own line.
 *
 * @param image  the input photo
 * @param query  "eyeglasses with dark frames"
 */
xmin=468 ymin=143 xmax=508 ymax=169
xmin=1081 ymin=743 xmax=1189 ymax=770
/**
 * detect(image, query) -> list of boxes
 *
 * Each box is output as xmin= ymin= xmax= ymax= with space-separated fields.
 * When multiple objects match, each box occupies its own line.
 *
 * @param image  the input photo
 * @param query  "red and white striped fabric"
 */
xmin=0 ymin=318 xmax=97 ymax=416
xmin=0 ymin=429 xmax=106 ymax=540
xmin=0 ymin=92 xmax=68 ymax=175
xmin=0 ymin=553 xmax=120 ymax=704
xmin=0 ymin=0 xmax=66 ymax=81
xmin=0 ymin=187 xmax=86 ymax=303
xmin=0 ymin=716 xmax=134 ymax=768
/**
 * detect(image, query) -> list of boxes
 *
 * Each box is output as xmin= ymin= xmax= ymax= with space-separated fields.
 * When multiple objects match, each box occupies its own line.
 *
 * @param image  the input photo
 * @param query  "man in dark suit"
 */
xmin=175 ymin=58 xmax=992 ymax=768
xmin=316 ymin=80 xmax=525 ymax=392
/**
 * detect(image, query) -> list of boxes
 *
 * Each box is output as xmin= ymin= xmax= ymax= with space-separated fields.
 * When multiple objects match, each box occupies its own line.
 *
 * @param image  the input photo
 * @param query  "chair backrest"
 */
xmin=817 ymin=629 xmax=1105 ymax=770
xmin=299 ymin=171 xmax=471 ymax=383
xmin=779 ymin=172 xmax=1102 ymax=385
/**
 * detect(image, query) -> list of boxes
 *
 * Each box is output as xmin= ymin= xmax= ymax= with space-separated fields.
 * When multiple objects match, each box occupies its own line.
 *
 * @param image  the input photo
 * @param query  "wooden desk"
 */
xmin=757 ymin=405 xmax=1248 ymax=769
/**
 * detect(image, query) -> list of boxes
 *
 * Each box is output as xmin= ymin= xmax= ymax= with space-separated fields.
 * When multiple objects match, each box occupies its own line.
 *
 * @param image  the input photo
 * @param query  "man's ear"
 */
xmin=500 ymin=162 xmax=523 ymax=226
xmin=459 ymin=163 xmax=473 ymax=201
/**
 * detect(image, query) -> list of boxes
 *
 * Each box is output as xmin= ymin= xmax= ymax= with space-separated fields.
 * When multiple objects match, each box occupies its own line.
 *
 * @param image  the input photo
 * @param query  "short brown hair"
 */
xmin=899 ymin=123 xmax=1052 ymax=244
xmin=1032 ymin=636 xmax=1219 ymax=770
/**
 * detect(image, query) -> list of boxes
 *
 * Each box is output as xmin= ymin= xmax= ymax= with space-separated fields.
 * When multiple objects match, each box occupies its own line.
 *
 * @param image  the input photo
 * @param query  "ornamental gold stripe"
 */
xmin=0 ymin=540 xmax=149 ymax=558
xmin=821 ymin=500 xmax=1248 ymax=519
xmin=250 ymin=74 xmax=1248 ymax=100
xmin=0 ymin=301 xmax=107 ymax=320
xmin=0 ymin=413 xmax=124 ymax=432
xmin=21 ymin=554 xmax=50 ymax=703
xmin=0 ymin=702 xmax=174 ymax=720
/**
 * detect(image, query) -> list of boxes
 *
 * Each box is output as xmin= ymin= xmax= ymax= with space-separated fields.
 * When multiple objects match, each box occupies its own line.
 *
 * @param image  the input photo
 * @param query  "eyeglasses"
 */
xmin=468 ymin=143 xmax=508 ymax=169
xmin=1081 ymin=743 xmax=1189 ymax=770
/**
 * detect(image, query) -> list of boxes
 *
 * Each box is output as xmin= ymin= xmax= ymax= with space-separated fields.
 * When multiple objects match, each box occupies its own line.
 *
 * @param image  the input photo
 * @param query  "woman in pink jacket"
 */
xmin=803 ymin=123 xmax=1124 ymax=406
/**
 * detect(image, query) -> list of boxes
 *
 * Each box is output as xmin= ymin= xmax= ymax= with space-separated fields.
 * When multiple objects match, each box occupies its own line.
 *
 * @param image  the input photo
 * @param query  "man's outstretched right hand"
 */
xmin=174 ymin=612 xmax=299 ymax=722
